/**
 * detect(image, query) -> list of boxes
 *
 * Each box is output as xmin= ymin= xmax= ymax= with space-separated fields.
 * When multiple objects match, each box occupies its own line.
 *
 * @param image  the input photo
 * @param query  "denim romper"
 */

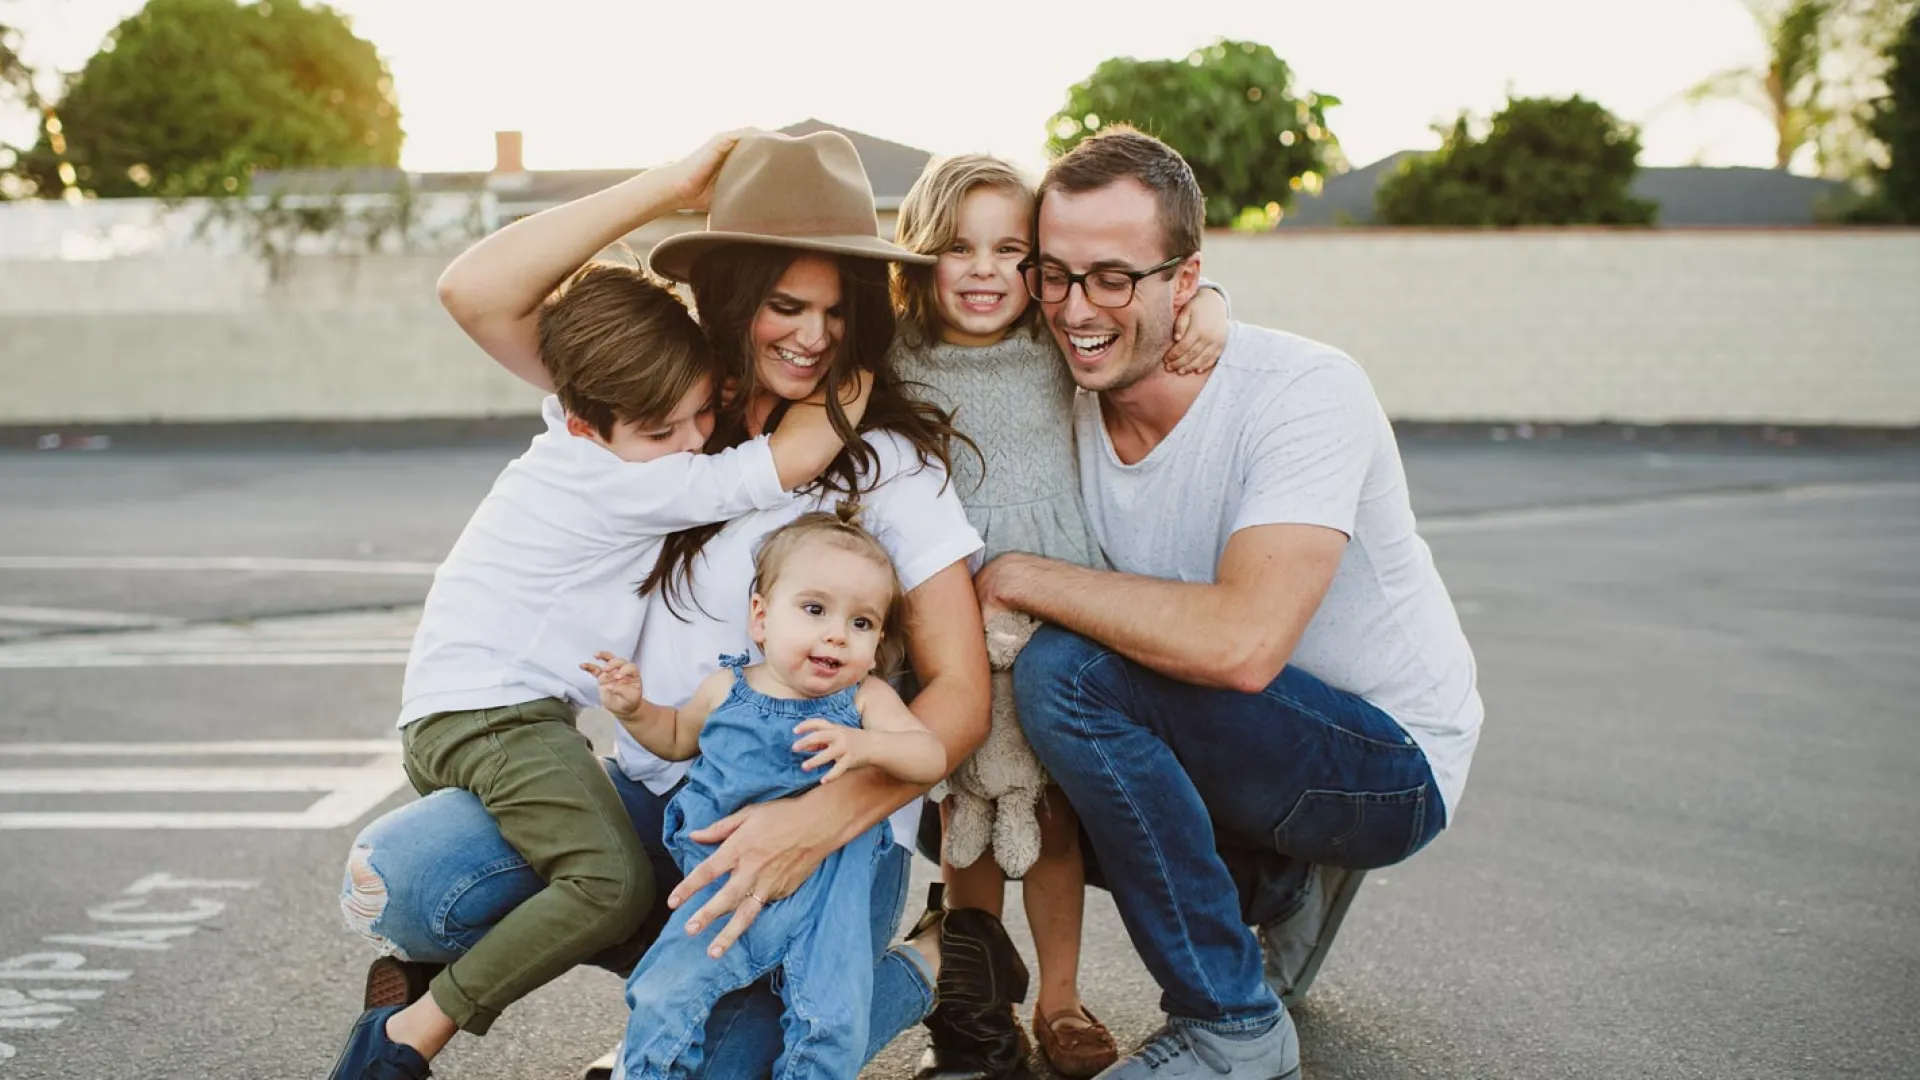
xmin=617 ymin=654 xmax=894 ymax=1080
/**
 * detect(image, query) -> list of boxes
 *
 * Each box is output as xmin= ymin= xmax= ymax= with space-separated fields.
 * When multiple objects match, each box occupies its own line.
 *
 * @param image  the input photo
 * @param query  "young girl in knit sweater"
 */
xmin=888 ymin=154 xmax=1227 ymax=1079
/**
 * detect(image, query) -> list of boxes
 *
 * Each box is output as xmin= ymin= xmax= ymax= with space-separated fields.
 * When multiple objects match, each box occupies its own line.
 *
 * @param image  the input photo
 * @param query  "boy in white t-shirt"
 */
xmin=327 ymin=262 xmax=871 ymax=1080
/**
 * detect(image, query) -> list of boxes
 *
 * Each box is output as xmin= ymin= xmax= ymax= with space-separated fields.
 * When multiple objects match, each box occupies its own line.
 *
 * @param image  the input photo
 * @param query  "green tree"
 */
xmin=0 ymin=16 xmax=29 ymax=105
xmin=1855 ymin=3 xmax=1920 ymax=218
xmin=17 ymin=0 xmax=401 ymax=198
xmin=1374 ymin=95 xmax=1657 ymax=227
xmin=1045 ymin=39 xmax=1342 ymax=228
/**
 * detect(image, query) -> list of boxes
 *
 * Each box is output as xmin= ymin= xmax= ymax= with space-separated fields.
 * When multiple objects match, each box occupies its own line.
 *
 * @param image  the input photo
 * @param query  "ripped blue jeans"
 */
xmin=341 ymin=758 xmax=933 ymax=1075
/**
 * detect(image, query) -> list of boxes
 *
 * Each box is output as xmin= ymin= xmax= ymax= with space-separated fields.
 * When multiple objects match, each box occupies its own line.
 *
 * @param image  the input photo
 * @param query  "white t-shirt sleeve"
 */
xmin=592 ymin=436 xmax=789 ymax=534
xmin=859 ymin=435 xmax=984 ymax=591
xmin=1234 ymin=361 xmax=1380 ymax=539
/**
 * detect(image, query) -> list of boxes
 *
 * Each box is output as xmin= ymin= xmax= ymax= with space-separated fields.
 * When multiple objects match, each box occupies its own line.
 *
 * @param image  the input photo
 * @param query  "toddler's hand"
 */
xmin=581 ymin=652 xmax=643 ymax=718
xmin=792 ymin=719 xmax=868 ymax=783
xmin=1165 ymin=286 xmax=1229 ymax=375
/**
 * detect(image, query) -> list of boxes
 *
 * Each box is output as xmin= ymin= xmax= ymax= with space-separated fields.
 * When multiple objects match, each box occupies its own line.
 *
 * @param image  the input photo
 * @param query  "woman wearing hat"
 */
xmin=336 ymin=130 xmax=1014 ymax=1079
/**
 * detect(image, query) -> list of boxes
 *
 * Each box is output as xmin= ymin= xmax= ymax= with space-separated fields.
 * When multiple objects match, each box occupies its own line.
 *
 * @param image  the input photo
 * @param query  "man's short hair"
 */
xmin=1039 ymin=127 xmax=1204 ymax=261
xmin=538 ymin=262 xmax=714 ymax=438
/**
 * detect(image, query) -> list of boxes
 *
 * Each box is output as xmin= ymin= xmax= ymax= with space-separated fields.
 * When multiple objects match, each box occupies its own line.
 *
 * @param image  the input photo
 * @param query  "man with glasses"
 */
xmin=974 ymin=128 xmax=1483 ymax=1080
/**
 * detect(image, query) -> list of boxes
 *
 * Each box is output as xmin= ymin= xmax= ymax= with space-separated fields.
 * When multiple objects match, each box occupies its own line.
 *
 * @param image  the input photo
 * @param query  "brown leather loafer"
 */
xmin=1032 ymin=1004 xmax=1118 ymax=1078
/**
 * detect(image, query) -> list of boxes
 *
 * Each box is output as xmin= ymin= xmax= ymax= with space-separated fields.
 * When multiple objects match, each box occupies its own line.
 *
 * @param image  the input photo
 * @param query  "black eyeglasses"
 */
xmin=1021 ymin=252 xmax=1191 ymax=308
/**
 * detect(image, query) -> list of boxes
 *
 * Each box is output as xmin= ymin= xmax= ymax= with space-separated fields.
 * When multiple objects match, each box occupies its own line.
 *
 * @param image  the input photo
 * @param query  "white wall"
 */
xmin=1202 ymin=229 xmax=1920 ymax=426
xmin=2 ymin=230 xmax=1916 ymax=428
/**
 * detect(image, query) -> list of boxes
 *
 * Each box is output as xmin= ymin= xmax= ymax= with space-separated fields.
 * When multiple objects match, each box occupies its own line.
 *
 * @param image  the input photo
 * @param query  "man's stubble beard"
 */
xmin=1091 ymin=300 xmax=1177 ymax=396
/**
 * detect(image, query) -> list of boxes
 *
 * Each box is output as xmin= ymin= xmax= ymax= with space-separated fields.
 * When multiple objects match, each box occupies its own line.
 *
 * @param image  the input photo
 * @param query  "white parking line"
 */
xmin=0 ymin=740 xmax=400 ymax=756
xmin=0 ymin=741 xmax=406 ymax=830
xmin=1422 ymin=480 xmax=1920 ymax=536
xmin=0 ymin=555 xmax=439 ymax=575
xmin=0 ymin=608 xmax=418 ymax=669
xmin=0 ymin=606 xmax=185 ymax=630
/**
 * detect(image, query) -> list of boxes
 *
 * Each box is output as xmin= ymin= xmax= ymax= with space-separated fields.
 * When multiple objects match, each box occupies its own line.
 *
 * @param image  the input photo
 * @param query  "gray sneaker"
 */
xmin=1259 ymin=866 xmax=1365 ymax=1006
xmin=1096 ymin=1013 xmax=1300 ymax=1080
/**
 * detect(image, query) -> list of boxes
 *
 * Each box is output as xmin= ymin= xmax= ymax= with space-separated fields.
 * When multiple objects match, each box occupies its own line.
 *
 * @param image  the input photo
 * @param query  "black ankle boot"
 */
xmin=909 ymin=884 xmax=1033 ymax=1080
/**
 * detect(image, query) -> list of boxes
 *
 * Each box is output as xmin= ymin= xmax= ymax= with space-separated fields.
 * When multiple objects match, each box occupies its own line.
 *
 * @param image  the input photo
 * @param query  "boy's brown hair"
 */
xmin=537 ymin=261 xmax=715 ymax=437
xmin=1039 ymin=126 xmax=1204 ymax=264
xmin=891 ymin=154 xmax=1038 ymax=342
xmin=750 ymin=504 xmax=908 ymax=681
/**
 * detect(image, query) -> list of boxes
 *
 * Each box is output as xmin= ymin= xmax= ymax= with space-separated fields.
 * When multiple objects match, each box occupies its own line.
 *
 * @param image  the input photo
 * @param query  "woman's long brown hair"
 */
xmin=640 ymin=244 xmax=973 ymax=618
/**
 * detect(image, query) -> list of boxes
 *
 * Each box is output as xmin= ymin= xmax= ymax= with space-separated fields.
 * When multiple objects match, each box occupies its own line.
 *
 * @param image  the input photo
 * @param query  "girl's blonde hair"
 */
xmin=750 ymin=504 xmax=909 ymax=680
xmin=891 ymin=154 xmax=1038 ymax=343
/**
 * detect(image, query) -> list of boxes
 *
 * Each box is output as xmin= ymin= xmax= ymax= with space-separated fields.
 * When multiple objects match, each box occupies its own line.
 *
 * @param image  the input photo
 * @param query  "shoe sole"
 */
xmin=1280 ymin=867 xmax=1366 ymax=1007
xmin=362 ymin=956 xmax=435 ymax=1011
xmin=579 ymin=1046 xmax=616 ymax=1080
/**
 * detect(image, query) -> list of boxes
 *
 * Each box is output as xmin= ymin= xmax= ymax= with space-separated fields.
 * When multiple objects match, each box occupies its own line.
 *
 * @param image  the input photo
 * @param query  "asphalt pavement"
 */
xmin=0 ymin=430 xmax=1915 ymax=1080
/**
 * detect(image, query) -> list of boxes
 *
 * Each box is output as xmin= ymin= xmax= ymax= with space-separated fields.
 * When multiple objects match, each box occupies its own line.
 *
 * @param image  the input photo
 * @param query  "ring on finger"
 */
xmin=749 ymin=891 xmax=773 ymax=906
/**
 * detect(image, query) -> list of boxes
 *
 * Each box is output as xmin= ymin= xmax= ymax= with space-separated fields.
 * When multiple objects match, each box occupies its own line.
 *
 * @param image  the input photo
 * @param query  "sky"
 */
xmin=3 ymin=0 xmax=1783 ymax=177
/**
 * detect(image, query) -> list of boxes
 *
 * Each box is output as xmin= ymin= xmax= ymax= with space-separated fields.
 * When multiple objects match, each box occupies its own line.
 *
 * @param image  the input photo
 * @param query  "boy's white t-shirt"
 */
xmin=1075 ymin=324 xmax=1483 ymax=819
xmin=615 ymin=430 xmax=983 ymax=844
xmin=397 ymin=395 xmax=792 ymax=726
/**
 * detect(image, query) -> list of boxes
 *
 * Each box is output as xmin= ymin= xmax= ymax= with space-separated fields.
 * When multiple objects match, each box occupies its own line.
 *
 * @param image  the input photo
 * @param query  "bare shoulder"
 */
xmin=691 ymin=667 xmax=734 ymax=707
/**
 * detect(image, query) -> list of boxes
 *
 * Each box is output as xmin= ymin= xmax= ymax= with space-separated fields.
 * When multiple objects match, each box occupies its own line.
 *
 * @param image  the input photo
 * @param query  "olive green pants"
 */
xmin=400 ymin=698 xmax=654 ymax=1034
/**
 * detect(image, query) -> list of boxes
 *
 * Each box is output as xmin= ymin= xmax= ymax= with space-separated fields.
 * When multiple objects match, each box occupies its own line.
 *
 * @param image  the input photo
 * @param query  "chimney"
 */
xmin=494 ymin=131 xmax=524 ymax=174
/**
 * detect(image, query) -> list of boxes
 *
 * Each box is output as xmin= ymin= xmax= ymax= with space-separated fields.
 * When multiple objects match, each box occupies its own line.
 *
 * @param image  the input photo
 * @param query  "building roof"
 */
xmin=1279 ymin=154 xmax=1851 ymax=227
xmin=252 ymin=120 xmax=934 ymax=210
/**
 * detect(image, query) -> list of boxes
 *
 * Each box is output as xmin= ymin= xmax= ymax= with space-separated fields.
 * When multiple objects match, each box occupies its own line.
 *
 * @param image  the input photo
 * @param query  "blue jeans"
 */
xmin=341 ymin=760 xmax=932 ymax=1076
xmin=616 ymin=818 xmax=891 ymax=1080
xmin=1013 ymin=626 xmax=1446 ymax=1032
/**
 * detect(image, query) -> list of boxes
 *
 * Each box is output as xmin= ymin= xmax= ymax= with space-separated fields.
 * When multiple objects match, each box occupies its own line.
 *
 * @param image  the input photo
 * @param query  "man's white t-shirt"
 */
xmin=1075 ymin=324 xmax=1483 ymax=818
xmin=615 ymin=430 xmax=983 ymax=844
xmin=397 ymin=395 xmax=792 ymax=726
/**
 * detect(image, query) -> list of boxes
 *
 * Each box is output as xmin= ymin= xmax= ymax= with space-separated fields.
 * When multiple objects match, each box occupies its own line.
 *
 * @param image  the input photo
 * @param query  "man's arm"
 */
xmin=975 ymin=523 xmax=1347 ymax=695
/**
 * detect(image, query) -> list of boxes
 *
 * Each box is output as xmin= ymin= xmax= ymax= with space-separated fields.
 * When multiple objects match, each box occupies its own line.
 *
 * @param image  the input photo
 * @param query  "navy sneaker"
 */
xmin=326 ymin=1004 xmax=431 ymax=1080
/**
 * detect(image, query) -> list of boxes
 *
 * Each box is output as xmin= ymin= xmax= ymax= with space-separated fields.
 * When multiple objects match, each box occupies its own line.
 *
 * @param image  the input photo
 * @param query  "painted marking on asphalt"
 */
xmin=0 ymin=608 xmax=417 ymax=669
xmin=0 ymin=741 xmax=405 ymax=830
xmin=0 ymin=555 xmax=438 ymax=575
xmin=1422 ymin=480 xmax=1920 ymax=536
xmin=0 ymin=874 xmax=259 ymax=1064
xmin=0 ymin=740 xmax=399 ymax=757
xmin=0 ymin=606 xmax=185 ymax=630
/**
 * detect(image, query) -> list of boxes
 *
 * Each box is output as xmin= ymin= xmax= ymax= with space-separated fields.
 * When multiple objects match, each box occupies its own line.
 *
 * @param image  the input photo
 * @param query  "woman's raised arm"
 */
xmin=435 ymin=130 xmax=753 ymax=391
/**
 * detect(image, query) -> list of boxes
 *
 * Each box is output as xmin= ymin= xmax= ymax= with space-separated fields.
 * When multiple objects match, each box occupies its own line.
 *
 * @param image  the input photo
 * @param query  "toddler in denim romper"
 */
xmin=584 ymin=510 xmax=949 ymax=1080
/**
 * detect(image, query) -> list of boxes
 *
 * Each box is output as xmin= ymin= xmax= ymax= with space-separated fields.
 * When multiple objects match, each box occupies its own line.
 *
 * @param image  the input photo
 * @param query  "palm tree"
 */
xmin=1686 ymin=0 xmax=1834 ymax=172
xmin=1685 ymin=0 xmax=1916 ymax=177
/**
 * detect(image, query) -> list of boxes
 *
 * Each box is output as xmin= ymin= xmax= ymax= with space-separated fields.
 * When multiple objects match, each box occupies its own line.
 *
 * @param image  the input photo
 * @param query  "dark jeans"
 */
xmin=1010 ymin=626 xmax=1445 ymax=1031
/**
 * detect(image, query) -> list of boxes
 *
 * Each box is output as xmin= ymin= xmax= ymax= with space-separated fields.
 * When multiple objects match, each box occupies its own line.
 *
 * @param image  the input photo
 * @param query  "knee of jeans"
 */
xmin=341 ymin=841 xmax=409 ymax=960
xmin=1012 ymin=625 xmax=1122 ymax=746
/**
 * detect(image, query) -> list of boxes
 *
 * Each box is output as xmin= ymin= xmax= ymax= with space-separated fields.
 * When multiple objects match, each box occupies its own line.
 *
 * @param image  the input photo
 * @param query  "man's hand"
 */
xmin=580 ymin=651 xmax=642 ymax=719
xmin=973 ymin=552 xmax=1037 ymax=627
xmin=671 ymin=798 xmax=835 ymax=958
xmin=792 ymin=719 xmax=873 ymax=783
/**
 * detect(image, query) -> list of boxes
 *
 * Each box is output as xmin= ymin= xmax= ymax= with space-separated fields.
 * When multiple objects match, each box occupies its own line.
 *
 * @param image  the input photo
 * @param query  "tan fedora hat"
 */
xmin=647 ymin=130 xmax=934 ymax=283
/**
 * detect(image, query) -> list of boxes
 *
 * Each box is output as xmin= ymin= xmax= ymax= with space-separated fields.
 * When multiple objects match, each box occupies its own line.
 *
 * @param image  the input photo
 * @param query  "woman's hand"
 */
xmin=659 ymin=129 xmax=755 ymax=212
xmin=671 ymin=797 xmax=835 ymax=957
xmin=1165 ymin=285 xmax=1230 ymax=375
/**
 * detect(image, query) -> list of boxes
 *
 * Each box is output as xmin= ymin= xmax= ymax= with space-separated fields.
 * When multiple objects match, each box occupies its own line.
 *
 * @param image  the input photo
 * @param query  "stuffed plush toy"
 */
xmin=939 ymin=610 xmax=1048 ymax=878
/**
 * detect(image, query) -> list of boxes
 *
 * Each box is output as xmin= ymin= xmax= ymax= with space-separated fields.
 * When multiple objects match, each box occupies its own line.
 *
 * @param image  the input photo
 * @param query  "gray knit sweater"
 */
xmin=889 ymin=325 xmax=1106 ymax=570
